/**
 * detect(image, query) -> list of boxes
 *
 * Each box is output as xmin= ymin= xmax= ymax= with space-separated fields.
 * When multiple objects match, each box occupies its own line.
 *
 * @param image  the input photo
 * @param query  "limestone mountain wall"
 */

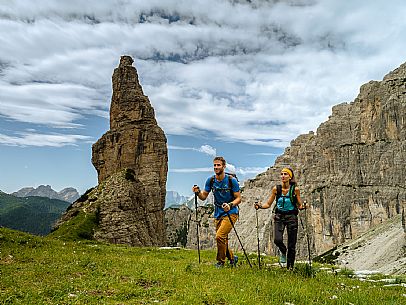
xmin=235 ymin=61 xmax=406 ymax=258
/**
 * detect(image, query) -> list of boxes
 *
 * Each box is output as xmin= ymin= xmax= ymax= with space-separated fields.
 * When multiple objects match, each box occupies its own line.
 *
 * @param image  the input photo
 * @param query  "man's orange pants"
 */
xmin=215 ymin=213 xmax=238 ymax=264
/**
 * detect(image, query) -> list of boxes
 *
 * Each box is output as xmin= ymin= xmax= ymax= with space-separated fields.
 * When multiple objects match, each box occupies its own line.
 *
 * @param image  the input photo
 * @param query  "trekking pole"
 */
xmin=226 ymin=212 xmax=253 ymax=268
xmin=194 ymin=187 xmax=201 ymax=264
xmin=255 ymin=202 xmax=261 ymax=269
xmin=304 ymin=201 xmax=312 ymax=268
xmin=299 ymin=200 xmax=312 ymax=269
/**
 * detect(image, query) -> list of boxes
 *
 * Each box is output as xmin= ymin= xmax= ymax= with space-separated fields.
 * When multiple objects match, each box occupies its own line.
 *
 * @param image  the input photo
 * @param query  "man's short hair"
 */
xmin=213 ymin=156 xmax=226 ymax=166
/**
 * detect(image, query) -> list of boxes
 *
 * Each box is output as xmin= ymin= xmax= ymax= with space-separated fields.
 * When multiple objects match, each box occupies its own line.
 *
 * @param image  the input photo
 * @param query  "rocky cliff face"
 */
xmin=165 ymin=205 xmax=192 ymax=247
xmin=235 ymin=61 xmax=406 ymax=258
xmin=164 ymin=202 xmax=219 ymax=250
xmin=54 ymin=56 xmax=168 ymax=246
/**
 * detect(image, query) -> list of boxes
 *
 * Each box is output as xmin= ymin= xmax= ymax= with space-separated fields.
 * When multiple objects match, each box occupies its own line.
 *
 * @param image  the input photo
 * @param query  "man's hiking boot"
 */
xmin=230 ymin=255 xmax=238 ymax=267
xmin=214 ymin=262 xmax=224 ymax=269
xmin=279 ymin=254 xmax=287 ymax=264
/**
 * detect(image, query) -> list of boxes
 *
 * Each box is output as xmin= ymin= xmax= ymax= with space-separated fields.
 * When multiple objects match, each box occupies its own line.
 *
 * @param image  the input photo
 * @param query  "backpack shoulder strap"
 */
xmin=228 ymin=175 xmax=233 ymax=189
xmin=276 ymin=184 xmax=282 ymax=201
xmin=228 ymin=175 xmax=234 ymax=199
xmin=210 ymin=175 xmax=215 ymax=191
xmin=289 ymin=184 xmax=298 ymax=206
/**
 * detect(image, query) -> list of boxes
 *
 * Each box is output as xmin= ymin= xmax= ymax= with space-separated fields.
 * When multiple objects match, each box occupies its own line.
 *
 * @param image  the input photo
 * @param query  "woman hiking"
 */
xmin=254 ymin=167 xmax=304 ymax=269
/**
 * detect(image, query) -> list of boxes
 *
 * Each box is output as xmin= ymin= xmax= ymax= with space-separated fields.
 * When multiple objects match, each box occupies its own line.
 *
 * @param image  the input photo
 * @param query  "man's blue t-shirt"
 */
xmin=204 ymin=175 xmax=240 ymax=219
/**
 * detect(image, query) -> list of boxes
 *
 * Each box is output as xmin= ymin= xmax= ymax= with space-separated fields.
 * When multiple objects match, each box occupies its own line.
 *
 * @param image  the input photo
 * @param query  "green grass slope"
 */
xmin=48 ymin=210 xmax=98 ymax=241
xmin=0 ymin=192 xmax=70 ymax=235
xmin=0 ymin=228 xmax=405 ymax=304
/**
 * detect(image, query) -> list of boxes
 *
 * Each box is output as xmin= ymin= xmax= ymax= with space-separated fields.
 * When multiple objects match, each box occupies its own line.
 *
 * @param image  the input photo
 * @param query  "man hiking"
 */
xmin=254 ymin=167 xmax=305 ymax=270
xmin=192 ymin=156 xmax=241 ymax=268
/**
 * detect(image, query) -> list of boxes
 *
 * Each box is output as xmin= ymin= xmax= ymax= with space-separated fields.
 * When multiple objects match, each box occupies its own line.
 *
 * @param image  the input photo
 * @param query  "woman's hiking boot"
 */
xmin=230 ymin=255 xmax=238 ymax=267
xmin=279 ymin=254 xmax=287 ymax=266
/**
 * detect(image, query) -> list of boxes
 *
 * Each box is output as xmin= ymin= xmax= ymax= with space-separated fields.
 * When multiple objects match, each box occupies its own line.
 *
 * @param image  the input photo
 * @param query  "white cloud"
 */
xmin=170 ymin=165 xmax=268 ymax=184
xmin=0 ymin=131 xmax=92 ymax=147
xmin=198 ymin=145 xmax=216 ymax=156
xmin=0 ymin=0 xmax=405 ymax=148
xmin=237 ymin=166 xmax=269 ymax=176
xmin=168 ymin=145 xmax=191 ymax=151
xmin=170 ymin=167 xmax=212 ymax=173
xmin=168 ymin=144 xmax=216 ymax=156
xmin=226 ymin=163 xmax=236 ymax=175
xmin=0 ymin=81 xmax=106 ymax=127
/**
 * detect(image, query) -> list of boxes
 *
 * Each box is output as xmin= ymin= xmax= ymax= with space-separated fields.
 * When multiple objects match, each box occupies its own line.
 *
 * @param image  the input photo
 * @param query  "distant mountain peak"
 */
xmin=165 ymin=190 xmax=188 ymax=208
xmin=12 ymin=185 xmax=80 ymax=203
xmin=36 ymin=185 xmax=53 ymax=190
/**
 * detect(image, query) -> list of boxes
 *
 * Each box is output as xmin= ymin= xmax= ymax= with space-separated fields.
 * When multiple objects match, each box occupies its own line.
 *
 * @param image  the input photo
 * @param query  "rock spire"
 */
xmin=92 ymin=55 xmax=167 ymax=185
xmin=54 ymin=56 xmax=168 ymax=246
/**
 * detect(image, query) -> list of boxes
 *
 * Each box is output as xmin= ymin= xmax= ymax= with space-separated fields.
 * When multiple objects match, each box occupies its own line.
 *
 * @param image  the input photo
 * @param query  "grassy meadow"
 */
xmin=0 ymin=228 xmax=405 ymax=304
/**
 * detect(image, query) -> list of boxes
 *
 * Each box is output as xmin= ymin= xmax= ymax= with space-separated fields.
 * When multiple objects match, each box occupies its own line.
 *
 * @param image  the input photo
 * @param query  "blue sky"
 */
xmin=0 ymin=0 xmax=406 ymax=197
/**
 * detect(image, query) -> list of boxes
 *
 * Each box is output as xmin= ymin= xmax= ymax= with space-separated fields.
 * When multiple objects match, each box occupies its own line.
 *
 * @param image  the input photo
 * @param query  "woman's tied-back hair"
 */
xmin=281 ymin=167 xmax=296 ymax=185
xmin=213 ymin=156 xmax=226 ymax=166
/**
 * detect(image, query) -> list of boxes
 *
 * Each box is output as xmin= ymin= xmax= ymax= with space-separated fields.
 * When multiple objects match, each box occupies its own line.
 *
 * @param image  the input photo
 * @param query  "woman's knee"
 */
xmin=274 ymin=237 xmax=283 ymax=246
